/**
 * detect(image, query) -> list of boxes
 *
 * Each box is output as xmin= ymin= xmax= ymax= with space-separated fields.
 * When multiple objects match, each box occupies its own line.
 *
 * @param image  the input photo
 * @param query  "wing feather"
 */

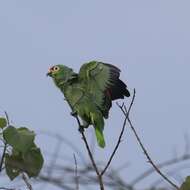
xmin=79 ymin=61 xmax=130 ymax=118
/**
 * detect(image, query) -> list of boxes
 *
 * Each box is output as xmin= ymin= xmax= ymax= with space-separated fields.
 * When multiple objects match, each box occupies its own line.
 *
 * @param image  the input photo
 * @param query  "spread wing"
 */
xmin=78 ymin=61 xmax=130 ymax=118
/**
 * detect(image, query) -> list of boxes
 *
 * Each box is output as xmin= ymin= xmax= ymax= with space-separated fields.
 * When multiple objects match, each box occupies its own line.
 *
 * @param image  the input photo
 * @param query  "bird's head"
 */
xmin=47 ymin=65 xmax=77 ymax=85
xmin=47 ymin=65 xmax=63 ymax=78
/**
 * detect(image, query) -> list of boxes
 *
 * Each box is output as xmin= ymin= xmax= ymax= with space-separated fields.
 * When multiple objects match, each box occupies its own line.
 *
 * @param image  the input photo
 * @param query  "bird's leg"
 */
xmin=78 ymin=125 xmax=84 ymax=132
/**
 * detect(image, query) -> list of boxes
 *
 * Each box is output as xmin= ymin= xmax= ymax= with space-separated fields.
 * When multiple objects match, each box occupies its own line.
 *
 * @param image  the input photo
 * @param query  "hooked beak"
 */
xmin=46 ymin=71 xmax=52 ymax=77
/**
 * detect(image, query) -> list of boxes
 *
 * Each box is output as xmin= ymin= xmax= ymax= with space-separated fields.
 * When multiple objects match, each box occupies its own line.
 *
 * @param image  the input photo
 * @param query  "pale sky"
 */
xmin=0 ymin=1 xmax=190 ymax=189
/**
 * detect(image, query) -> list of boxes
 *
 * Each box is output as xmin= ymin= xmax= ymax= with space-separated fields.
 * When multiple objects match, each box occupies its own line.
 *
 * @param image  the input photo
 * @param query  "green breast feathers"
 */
xmin=47 ymin=61 xmax=130 ymax=148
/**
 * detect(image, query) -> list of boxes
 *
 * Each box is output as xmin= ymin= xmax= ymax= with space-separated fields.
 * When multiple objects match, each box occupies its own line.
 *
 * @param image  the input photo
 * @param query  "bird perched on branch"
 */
xmin=47 ymin=61 xmax=130 ymax=148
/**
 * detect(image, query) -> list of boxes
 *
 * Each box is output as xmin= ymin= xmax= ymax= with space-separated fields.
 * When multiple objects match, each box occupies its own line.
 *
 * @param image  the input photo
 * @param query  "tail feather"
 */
xmin=90 ymin=112 xmax=106 ymax=148
xmin=95 ymin=127 xmax=105 ymax=148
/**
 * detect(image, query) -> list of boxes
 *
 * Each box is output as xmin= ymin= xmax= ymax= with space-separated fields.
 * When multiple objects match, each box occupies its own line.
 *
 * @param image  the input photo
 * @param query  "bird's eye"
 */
xmin=53 ymin=66 xmax=59 ymax=71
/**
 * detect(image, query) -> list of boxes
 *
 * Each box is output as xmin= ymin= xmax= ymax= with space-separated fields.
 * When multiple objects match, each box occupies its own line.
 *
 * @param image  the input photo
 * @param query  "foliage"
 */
xmin=0 ymin=117 xmax=7 ymax=129
xmin=0 ymin=115 xmax=44 ymax=181
xmin=180 ymin=176 xmax=190 ymax=190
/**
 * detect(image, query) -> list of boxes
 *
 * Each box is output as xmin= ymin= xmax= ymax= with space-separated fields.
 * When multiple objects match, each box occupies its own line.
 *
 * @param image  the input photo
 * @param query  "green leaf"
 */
xmin=23 ymin=147 xmax=44 ymax=177
xmin=5 ymin=147 xmax=44 ymax=180
xmin=0 ymin=117 xmax=7 ymax=129
xmin=180 ymin=176 xmax=190 ymax=190
xmin=3 ymin=126 xmax=35 ymax=153
xmin=5 ymin=153 xmax=22 ymax=180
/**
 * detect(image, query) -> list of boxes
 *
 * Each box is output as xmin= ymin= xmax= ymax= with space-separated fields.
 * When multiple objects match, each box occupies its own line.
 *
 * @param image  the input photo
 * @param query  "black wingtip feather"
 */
xmin=109 ymin=79 xmax=130 ymax=100
xmin=102 ymin=62 xmax=130 ymax=100
xmin=124 ymin=89 xmax=130 ymax=97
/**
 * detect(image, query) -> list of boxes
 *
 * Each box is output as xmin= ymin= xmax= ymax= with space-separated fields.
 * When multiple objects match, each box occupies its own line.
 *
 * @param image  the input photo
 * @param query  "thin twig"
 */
xmin=73 ymin=154 xmax=79 ymax=190
xmin=131 ymin=153 xmax=190 ymax=185
xmin=66 ymin=99 xmax=105 ymax=190
xmin=101 ymin=89 xmax=136 ymax=176
xmin=0 ymin=144 xmax=7 ymax=172
xmin=79 ymin=130 xmax=104 ymax=190
xmin=4 ymin=112 xmax=10 ymax=126
xmin=184 ymin=133 xmax=190 ymax=155
xmin=127 ymin=117 xmax=179 ymax=189
xmin=38 ymin=175 xmax=74 ymax=190
xmin=118 ymin=90 xmax=179 ymax=190
xmin=39 ymin=131 xmax=87 ymax=165
xmin=22 ymin=173 xmax=33 ymax=190
xmin=47 ymin=136 xmax=62 ymax=178
xmin=0 ymin=112 xmax=9 ymax=172
xmin=74 ymin=115 xmax=100 ymax=177
xmin=150 ymin=163 xmax=190 ymax=188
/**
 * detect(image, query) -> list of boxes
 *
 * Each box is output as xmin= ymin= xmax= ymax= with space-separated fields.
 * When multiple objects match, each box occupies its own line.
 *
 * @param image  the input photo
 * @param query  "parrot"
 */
xmin=47 ymin=61 xmax=130 ymax=148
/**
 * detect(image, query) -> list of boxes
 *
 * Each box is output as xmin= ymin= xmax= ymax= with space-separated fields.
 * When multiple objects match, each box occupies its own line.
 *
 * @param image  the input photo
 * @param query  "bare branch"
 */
xmin=150 ymin=163 xmax=190 ymax=188
xmin=22 ymin=173 xmax=33 ymax=190
xmin=127 ymin=117 xmax=179 ymax=189
xmin=73 ymin=154 xmax=79 ymax=190
xmin=46 ymin=136 xmax=62 ymax=178
xmin=117 ymin=89 xmax=179 ymax=190
xmin=79 ymin=130 xmax=104 ymax=190
xmin=101 ymin=89 xmax=136 ymax=176
xmin=66 ymin=99 xmax=105 ymax=190
xmin=131 ymin=153 xmax=190 ymax=185
xmin=0 ymin=111 xmax=9 ymax=172
xmin=4 ymin=112 xmax=10 ymax=126
xmin=38 ymin=175 xmax=74 ymax=190
xmin=38 ymin=131 xmax=86 ymax=165
xmin=0 ymin=143 xmax=7 ymax=172
xmin=35 ymin=132 xmax=190 ymax=190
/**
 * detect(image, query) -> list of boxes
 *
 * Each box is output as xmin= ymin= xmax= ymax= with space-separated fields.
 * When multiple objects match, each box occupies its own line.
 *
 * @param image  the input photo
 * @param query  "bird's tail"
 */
xmin=90 ymin=112 xmax=106 ymax=148
xmin=94 ymin=126 xmax=105 ymax=148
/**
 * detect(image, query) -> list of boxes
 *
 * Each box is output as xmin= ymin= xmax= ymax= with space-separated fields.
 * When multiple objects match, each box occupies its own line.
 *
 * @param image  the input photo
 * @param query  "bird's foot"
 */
xmin=78 ymin=125 xmax=84 ymax=133
xmin=70 ymin=111 xmax=77 ymax=117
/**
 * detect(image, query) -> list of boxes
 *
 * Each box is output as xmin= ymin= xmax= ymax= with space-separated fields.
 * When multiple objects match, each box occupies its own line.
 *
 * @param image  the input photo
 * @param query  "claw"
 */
xmin=78 ymin=125 xmax=84 ymax=132
xmin=70 ymin=111 xmax=77 ymax=117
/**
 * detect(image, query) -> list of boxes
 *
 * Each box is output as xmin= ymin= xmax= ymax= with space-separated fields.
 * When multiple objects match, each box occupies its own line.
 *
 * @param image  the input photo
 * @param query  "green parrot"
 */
xmin=47 ymin=61 xmax=130 ymax=148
